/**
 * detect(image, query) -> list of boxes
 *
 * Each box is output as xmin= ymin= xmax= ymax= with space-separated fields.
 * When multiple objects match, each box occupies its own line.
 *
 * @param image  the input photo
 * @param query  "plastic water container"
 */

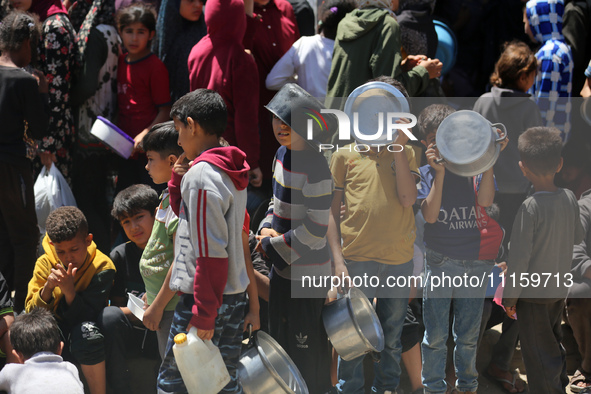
xmin=172 ymin=327 xmax=230 ymax=394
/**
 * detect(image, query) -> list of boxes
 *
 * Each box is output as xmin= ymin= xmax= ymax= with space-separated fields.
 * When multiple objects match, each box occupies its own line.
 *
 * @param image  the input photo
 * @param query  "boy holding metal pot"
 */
xmin=327 ymin=80 xmax=421 ymax=394
xmin=417 ymin=104 xmax=506 ymax=394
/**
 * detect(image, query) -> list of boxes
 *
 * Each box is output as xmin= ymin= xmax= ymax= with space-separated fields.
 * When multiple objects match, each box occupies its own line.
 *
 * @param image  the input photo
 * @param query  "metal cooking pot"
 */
xmin=343 ymin=81 xmax=410 ymax=147
xmin=238 ymin=329 xmax=308 ymax=394
xmin=322 ymin=288 xmax=384 ymax=361
xmin=435 ymin=110 xmax=507 ymax=177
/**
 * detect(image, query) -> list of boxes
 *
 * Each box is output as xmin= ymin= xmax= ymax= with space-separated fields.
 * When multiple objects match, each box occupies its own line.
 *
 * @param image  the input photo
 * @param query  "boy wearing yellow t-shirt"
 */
xmin=327 ymin=81 xmax=419 ymax=394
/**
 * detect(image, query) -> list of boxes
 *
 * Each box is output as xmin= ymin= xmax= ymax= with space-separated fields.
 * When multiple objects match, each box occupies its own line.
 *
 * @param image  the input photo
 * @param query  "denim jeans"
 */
xmin=337 ymin=260 xmax=413 ymax=394
xmin=421 ymin=248 xmax=493 ymax=394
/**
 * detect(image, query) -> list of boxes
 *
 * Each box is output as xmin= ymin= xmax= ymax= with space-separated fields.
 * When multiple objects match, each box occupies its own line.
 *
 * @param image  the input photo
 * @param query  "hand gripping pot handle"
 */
xmin=431 ymin=143 xmax=446 ymax=165
xmin=491 ymin=123 xmax=508 ymax=143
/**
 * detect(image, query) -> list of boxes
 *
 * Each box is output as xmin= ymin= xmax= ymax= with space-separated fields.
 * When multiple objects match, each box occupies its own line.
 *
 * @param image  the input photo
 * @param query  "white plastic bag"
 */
xmin=34 ymin=163 xmax=77 ymax=246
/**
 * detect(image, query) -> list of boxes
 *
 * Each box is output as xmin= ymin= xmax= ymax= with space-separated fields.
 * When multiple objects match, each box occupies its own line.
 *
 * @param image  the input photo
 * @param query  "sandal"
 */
xmin=485 ymin=368 xmax=525 ymax=393
xmin=570 ymin=369 xmax=591 ymax=393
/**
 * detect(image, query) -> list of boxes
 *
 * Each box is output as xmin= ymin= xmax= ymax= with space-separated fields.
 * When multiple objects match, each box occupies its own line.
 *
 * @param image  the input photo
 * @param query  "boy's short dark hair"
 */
xmin=116 ymin=2 xmax=156 ymax=32
xmin=46 ymin=206 xmax=88 ymax=243
xmin=111 ymin=184 xmax=159 ymax=221
xmin=518 ymin=127 xmax=563 ymax=175
xmin=170 ymin=89 xmax=227 ymax=138
xmin=417 ymin=104 xmax=456 ymax=142
xmin=367 ymin=76 xmax=410 ymax=100
xmin=140 ymin=121 xmax=183 ymax=158
xmin=10 ymin=308 xmax=61 ymax=359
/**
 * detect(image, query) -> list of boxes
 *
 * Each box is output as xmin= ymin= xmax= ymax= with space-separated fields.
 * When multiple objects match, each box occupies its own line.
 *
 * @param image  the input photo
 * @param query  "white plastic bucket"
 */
xmin=172 ymin=327 xmax=230 ymax=394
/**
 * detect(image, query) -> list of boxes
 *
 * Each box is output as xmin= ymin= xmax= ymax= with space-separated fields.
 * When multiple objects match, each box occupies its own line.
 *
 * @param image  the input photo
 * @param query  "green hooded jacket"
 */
xmin=325 ymin=8 xmax=429 ymax=107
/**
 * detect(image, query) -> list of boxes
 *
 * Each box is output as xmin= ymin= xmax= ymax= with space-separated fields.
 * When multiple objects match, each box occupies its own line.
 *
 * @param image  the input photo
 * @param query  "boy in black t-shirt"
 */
xmin=102 ymin=184 xmax=159 ymax=393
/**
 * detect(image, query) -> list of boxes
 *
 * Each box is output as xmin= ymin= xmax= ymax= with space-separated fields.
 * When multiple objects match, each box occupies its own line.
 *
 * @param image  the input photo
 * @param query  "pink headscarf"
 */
xmin=30 ymin=0 xmax=68 ymax=21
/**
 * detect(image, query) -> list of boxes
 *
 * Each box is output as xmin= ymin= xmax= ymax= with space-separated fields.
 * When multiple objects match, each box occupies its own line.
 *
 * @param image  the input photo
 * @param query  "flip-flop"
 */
xmin=485 ymin=370 xmax=525 ymax=393
xmin=570 ymin=370 xmax=591 ymax=393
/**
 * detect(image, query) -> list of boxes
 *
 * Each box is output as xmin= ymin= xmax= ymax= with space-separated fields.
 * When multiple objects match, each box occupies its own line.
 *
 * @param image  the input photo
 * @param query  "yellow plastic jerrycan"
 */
xmin=173 ymin=327 xmax=231 ymax=394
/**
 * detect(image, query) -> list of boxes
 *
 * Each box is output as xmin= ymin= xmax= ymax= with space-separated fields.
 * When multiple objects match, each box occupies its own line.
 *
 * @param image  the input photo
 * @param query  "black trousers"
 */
xmin=517 ymin=300 xmax=569 ymax=394
xmin=566 ymin=279 xmax=591 ymax=374
xmin=269 ymin=271 xmax=332 ymax=394
xmin=0 ymin=161 xmax=39 ymax=312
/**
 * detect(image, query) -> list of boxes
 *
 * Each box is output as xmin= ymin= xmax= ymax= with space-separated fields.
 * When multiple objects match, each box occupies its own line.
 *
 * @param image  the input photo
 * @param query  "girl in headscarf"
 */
xmin=154 ymin=0 xmax=206 ymax=101
xmin=68 ymin=0 xmax=121 ymax=252
xmin=11 ymin=0 xmax=77 ymax=183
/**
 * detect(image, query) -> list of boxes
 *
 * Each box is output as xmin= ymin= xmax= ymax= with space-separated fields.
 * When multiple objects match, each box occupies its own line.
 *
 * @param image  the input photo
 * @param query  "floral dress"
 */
xmin=37 ymin=13 xmax=77 ymax=183
xmin=76 ymin=24 xmax=120 ymax=149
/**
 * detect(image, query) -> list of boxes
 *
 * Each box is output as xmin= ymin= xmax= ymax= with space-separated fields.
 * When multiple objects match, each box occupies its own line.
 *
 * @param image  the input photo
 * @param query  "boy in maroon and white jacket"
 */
xmin=157 ymin=89 xmax=249 ymax=393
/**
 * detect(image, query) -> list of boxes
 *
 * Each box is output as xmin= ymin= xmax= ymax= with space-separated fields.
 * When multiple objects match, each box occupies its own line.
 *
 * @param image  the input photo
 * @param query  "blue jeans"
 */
xmin=337 ymin=260 xmax=413 ymax=394
xmin=421 ymin=248 xmax=493 ymax=394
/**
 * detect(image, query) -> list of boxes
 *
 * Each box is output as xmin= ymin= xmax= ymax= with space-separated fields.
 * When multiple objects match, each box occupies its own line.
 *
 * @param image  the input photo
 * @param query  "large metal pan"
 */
xmin=435 ymin=110 xmax=507 ymax=177
xmin=322 ymin=287 xmax=384 ymax=361
xmin=238 ymin=329 xmax=308 ymax=394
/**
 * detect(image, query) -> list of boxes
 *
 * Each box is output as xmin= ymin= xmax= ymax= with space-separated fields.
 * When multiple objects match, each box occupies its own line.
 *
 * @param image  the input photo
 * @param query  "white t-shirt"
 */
xmin=265 ymin=34 xmax=334 ymax=98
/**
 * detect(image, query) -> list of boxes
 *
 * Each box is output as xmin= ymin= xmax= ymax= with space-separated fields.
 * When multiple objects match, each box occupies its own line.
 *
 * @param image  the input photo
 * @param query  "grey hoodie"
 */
xmin=473 ymin=86 xmax=543 ymax=194
xmin=572 ymin=188 xmax=591 ymax=281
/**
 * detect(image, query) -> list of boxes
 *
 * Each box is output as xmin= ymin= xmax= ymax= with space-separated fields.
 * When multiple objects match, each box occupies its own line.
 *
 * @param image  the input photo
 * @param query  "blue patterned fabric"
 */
xmin=585 ymin=60 xmax=591 ymax=78
xmin=526 ymin=0 xmax=573 ymax=142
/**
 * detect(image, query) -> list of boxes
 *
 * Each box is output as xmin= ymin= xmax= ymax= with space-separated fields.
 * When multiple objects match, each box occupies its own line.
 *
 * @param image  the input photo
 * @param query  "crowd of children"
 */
xmin=1 ymin=0 xmax=591 ymax=393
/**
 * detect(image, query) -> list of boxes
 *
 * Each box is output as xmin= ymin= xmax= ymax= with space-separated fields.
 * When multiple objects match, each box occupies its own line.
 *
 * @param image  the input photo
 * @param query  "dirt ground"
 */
xmin=104 ymin=321 xmax=584 ymax=393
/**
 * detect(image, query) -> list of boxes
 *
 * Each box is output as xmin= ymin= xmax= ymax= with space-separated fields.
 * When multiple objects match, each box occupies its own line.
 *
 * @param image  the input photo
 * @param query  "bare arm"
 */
xmin=242 ymin=231 xmax=260 ymax=331
xmin=134 ymin=105 xmax=172 ymax=151
xmin=476 ymin=167 xmax=495 ymax=207
xmin=328 ymin=190 xmax=348 ymax=280
xmin=421 ymin=144 xmax=445 ymax=223
xmin=143 ymin=259 xmax=177 ymax=331
xmin=393 ymin=127 xmax=418 ymax=207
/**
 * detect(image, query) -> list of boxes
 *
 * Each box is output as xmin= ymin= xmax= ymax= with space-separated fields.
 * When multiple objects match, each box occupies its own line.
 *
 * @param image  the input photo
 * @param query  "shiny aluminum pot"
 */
xmin=322 ymin=288 xmax=384 ymax=361
xmin=238 ymin=330 xmax=308 ymax=394
xmin=435 ymin=110 xmax=507 ymax=177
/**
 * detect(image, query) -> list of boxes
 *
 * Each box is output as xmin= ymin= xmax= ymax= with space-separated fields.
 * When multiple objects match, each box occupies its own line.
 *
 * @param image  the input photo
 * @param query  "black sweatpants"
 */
xmin=0 ymin=161 xmax=39 ymax=312
xmin=566 ymin=279 xmax=591 ymax=374
xmin=516 ymin=299 xmax=569 ymax=394
xmin=269 ymin=271 xmax=332 ymax=394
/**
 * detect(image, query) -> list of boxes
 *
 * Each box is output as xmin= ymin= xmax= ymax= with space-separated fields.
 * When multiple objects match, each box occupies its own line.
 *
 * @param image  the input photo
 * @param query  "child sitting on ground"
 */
xmin=502 ymin=127 xmax=584 ymax=393
xmin=158 ymin=89 xmax=250 ymax=393
xmin=138 ymin=122 xmax=182 ymax=358
xmin=26 ymin=206 xmax=116 ymax=394
xmin=106 ymin=184 xmax=159 ymax=392
xmin=0 ymin=307 xmax=84 ymax=393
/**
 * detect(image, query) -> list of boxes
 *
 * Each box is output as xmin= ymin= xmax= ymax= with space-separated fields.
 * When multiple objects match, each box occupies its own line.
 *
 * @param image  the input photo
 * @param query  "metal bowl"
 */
xmin=238 ymin=331 xmax=308 ymax=394
xmin=435 ymin=110 xmax=507 ymax=177
xmin=344 ymin=81 xmax=410 ymax=146
xmin=322 ymin=287 xmax=384 ymax=361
